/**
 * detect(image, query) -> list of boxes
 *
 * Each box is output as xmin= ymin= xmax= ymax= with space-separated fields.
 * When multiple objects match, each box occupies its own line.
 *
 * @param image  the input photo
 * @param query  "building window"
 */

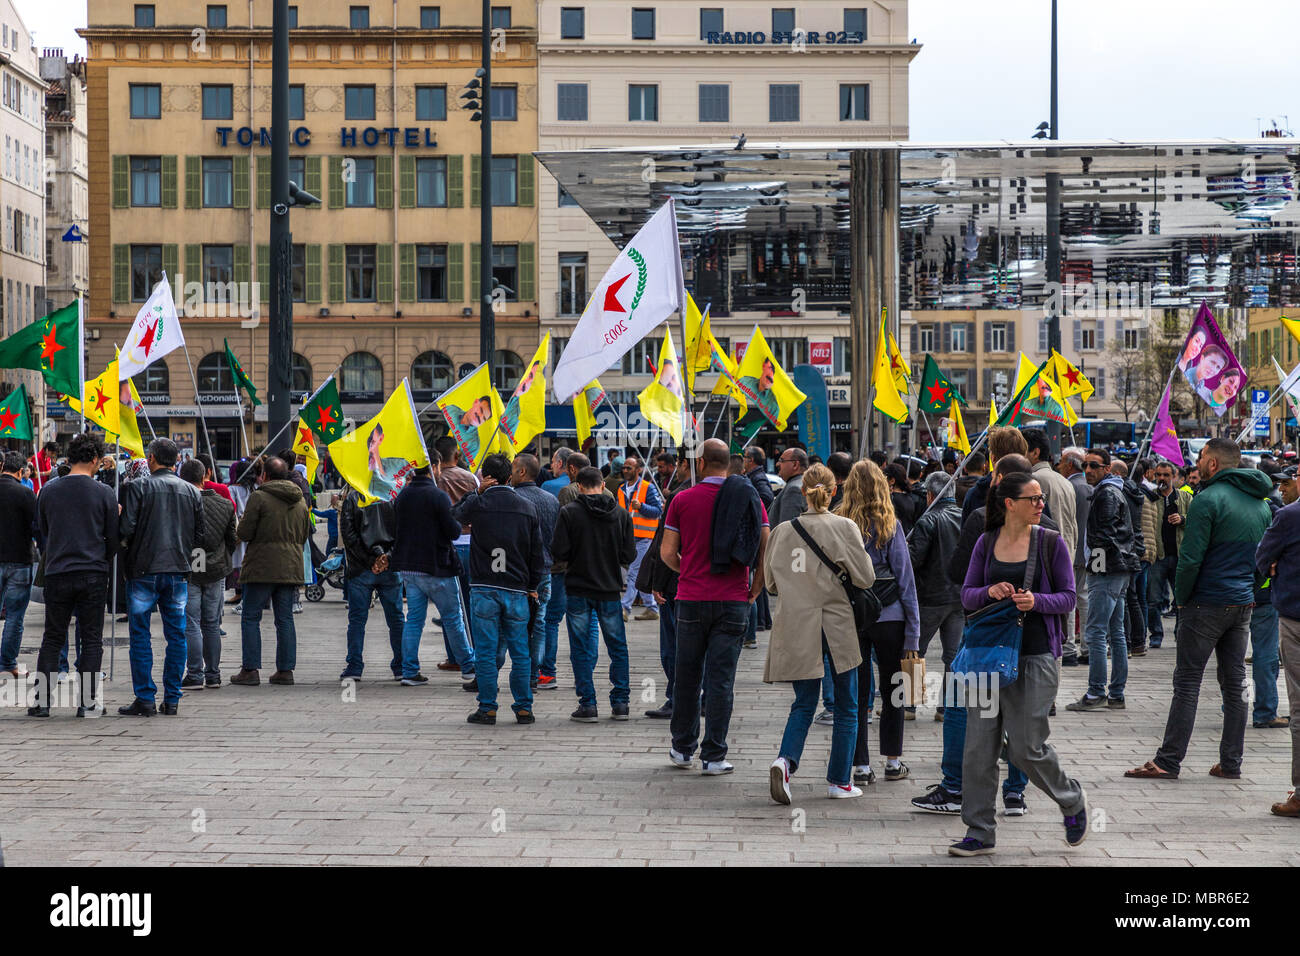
xmin=699 ymin=84 xmax=729 ymax=122
xmin=420 ymin=6 xmax=440 ymax=28
xmin=130 ymin=156 xmax=161 ymax=207
xmin=769 ymin=84 xmax=799 ymax=122
xmin=202 ymin=245 xmax=234 ymax=288
xmin=349 ymin=5 xmax=370 ymax=29
xmin=201 ymin=85 xmax=233 ymax=120
xmin=772 ymin=8 xmax=795 ymax=35
xmin=134 ymin=4 xmax=155 ymax=27
xmin=557 ymin=83 xmax=588 ymax=121
xmin=628 ymin=84 xmax=658 ymax=121
xmin=412 ymin=351 xmax=454 ymax=393
xmin=493 ymin=349 xmax=525 ymax=391
xmin=415 ymin=157 xmax=447 ymax=207
xmin=129 ymin=84 xmax=161 ymax=119
xmin=844 ymin=7 xmax=866 ymax=37
xmin=346 ymin=245 xmax=377 ymax=301
xmin=559 ymin=252 xmax=587 ymax=316
xmin=621 ymin=338 xmax=661 ymax=375
xmin=989 ymin=322 xmax=1008 ymax=352
xmin=207 ymin=5 xmax=227 ymax=29
xmin=490 ymin=86 xmax=517 ymax=121
xmin=560 ymin=7 xmax=584 ymax=38
xmin=342 ymin=351 xmax=383 ymax=393
xmin=416 ymin=245 xmax=448 ymax=301
xmin=632 ymin=8 xmax=655 ymax=39
xmin=289 ymin=155 xmax=306 ymax=189
xmin=345 ymin=85 xmax=376 ymax=120
xmin=288 ymin=243 xmax=307 ymax=302
xmin=491 ymin=6 xmax=511 ymax=29
xmin=558 ymin=185 xmax=578 ymax=207
xmin=918 ymin=325 xmax=935 ymax=354
xmin=840 ymin=83 xmax=869 ymax=121
xmin=951 ymin=323 xmax=968 ymax=353
xmin=492 ymin=245 xmax=518 ymax=301
xmin=289 ymin=352 xmax=312 ymax=392
xmin=139 ymin=362 xmax=169 ymax=395
xmin=346 ymin=157 xmax=376 ymax=207
xmin=769 ymin=337 xmax=808 ymax=368
xmin=289 ymin=84 xmax=305 ymax=120
xmin=491 ymin=156 xmax=517 ymax=206
xmin=833 ymin=337 xmax=852 ymax=375
xmin=287 ymin=6 xmax=298 ymax=27
xmin=131 ymin=245 xmax=162 ymax=301
xmin=415 ymin=85 xmax=447 ymax=121
xmin=202 ymin=157 xmax=233 ymax=207
xmin=1080 ymin=324 xmax=1096 ymax=351
xmin=1124 ymin=327 xmax=1141 ymax=350
xmin=197 ymin=352 xmax=235 ymax=394
xmin=700 ymin=7 xmax=723 ymax=38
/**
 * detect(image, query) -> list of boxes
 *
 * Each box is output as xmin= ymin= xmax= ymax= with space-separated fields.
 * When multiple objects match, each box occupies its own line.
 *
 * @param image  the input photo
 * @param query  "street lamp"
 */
xmin=463 ymin=4 xmax=494 ymax=382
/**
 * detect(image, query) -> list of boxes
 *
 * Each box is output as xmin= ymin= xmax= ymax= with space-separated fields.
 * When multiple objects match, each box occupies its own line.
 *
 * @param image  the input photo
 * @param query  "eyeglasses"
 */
xmin=1013 ymin=494 xmax=1047 ymax=506
xmin=1084 ymin=461 xmax=1104 ymax=470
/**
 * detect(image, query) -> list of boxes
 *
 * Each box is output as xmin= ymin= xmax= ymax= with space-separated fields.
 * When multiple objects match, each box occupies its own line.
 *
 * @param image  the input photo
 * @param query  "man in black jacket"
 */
xmin=339 ymin=483 xmax=404 ymax=682
xmin=453 ymin=453 xmax=544 ymax=725
xmin=118 ymin=438 xmax=204 ymax=716
xmin=743 ymin=447 xmax=775 ymax=510
xmin=552 ymin=466 xmax=636 ymax=722
xmin=392 ymin=457 xmax=473 ymax=685
xmin=510 ymin=453 xmax=560 ymax=690
xmin=910 ymin=471 xmax=965 ymax=704
xmin=180 ymin=459 xmax=237 ymax=690
xmin=0 ymin=450 xmax=37 ymax=678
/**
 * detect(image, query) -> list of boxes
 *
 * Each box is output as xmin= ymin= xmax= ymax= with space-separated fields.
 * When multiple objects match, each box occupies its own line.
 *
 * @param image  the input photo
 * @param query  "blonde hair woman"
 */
xmin=764 ymin=464 xmax=875 ymax=802
xmin=837 ymin=460 xmax=920 ymax=784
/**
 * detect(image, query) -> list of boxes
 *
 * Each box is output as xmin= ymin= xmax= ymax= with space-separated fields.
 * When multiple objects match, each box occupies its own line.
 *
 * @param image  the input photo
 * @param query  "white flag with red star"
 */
xmin=551 ymin=199 xmax=685 ymax=402
xmin=118 ymin=275 xmax=185 ymax=380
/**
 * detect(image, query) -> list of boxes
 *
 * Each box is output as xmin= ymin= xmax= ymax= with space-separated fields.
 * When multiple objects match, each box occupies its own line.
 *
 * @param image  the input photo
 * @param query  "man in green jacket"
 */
xmin=230 ymin=457 xmax=311 ymax=687
xmin=1145 ymin=460 xmax=1192 ymax=648
xmin=1126 ymin=439 xmax=1273 ymax=781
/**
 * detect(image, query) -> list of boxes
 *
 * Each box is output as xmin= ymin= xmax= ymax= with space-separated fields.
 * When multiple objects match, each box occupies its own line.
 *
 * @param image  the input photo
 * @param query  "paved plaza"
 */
xmin=1 ymin=580 xmax=1296 ymax=867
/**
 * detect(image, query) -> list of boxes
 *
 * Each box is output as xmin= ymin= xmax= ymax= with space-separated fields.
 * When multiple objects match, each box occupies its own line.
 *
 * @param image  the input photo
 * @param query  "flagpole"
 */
xmin=110 ymin=435 xmax=118 ymax=683
xmin=180 ymin=341 xmax=216 ymax=463
xmin=77 ymin=293 xmax=87 ymax=434
xmin=1138 ymin=366 xmax=1178 ymax=460
xmin=241 ymin=364 xmax=346 ymax=480
xmin=906 ymin=424 xmax=992 ymax=540
xmin=1235 ymin=380 xmax=1291 ymax=445
xmin=233 ymin=389 xmax=253 ymax=458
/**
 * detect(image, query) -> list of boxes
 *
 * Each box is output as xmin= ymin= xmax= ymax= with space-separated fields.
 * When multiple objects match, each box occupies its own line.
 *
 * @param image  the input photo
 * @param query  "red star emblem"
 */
xmin=139 ymin=318 xmax=159 ymax=357
xmin=1064 ymin=367 xmax=1081 ymax=388
xmin=313 ymin=404 xmax=338 ymax=432
xmin=926 ymin=382 xmax=949 ymax=406
xmin=92 ymin=386 xmax=111 ymax=414
xmin=0 ymin=407 xmax=17 ymax=432
xmin=40 ymin=323 xmax=65 ymax=366
xmin=890 ymin=352 xmax=903 ymax=372
xmin=604 ymin=273 xmax=631 ymax=313
xmin=297 ymin=424 xmax=314 ymax=448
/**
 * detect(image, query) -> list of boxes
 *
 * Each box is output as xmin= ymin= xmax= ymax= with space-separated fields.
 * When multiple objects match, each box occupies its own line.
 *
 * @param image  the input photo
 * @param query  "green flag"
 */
xmin=0 ymin=384 xmax=32 ymax=441
xmin=224 ymin=338 xmax=262 ymax=407
xmin=995 ymin=360 xmax=1073 ymax=428
xmin=300 ymin=377 xmax=345 ymax=444
xmin=917 ymin=354 xmax=966 ymax=416
xmin=0 ymin=301 xmax=80 ymax=398
xmin=729 ymin=410 xmax=765 ymax=455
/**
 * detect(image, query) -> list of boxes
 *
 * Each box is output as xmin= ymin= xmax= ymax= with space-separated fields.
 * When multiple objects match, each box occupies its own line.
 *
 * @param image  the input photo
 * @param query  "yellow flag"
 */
xmin=683 ymin=294 xmax=713 ymax=393
xmin=435 ymin=363 xmax=506 ymax=473
xmin=1015 ymin=352 xmax=1077 ymax=426
xmin=733 ymin=326 xmax=807 ymax=430
xmin=639 ymin=328 xmax=685 ymax=443
xmin=710 ymin=336 xmax=742 ymax=401
xmin=1281 ymin=315 xmax=1300 ymax=347
xmin=1049 ymin=349 xmax=1094 ymax=404
xmin=988 ymin=395 xmax=999 ymax=431
xmin=66 ymin=375 xmax=145 ymax=459
xmin=330 ymin=379 xmax=429 ymax=505
xmin=82 ymin=360 xmax=121 ymax=436
xmin=501 ymin=334 xmax=549 ymax=454
xmin=574 ymin=379 xmax=605 ymax=449
xmin=292 ymin=417 xmax=320 ymax=484
xmin=887 ymin=329 xmax=910 ymax=392
xmin=872 ymin=310 xmax=908 ymax=423
xmin=947 ymin=398 xmax=971 ymax=455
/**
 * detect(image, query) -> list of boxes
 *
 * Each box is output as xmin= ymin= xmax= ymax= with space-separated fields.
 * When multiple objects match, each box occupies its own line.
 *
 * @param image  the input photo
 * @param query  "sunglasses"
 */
xmin=1084 ymin=461 xmax=1104 ymax=470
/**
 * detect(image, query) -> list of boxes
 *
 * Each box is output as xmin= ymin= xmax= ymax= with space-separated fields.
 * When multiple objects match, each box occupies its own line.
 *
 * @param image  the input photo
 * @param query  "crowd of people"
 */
xmin=2 ymin=423 xmax=1298 ymax=856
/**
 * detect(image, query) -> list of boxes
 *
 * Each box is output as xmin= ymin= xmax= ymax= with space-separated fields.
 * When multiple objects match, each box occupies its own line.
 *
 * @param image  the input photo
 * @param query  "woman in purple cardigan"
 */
xmin=948 ymin=472 xmax=1090 ymax=858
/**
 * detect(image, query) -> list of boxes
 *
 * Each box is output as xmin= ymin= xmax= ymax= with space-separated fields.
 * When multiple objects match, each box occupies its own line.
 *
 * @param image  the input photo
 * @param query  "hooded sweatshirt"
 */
xmin=1175 ymin=467 xmax=1273 ymax=607
xmin=236 ymin=479 xmax=312 ymax=585
xmin=551 ymin=491 xmax=637 ymax=601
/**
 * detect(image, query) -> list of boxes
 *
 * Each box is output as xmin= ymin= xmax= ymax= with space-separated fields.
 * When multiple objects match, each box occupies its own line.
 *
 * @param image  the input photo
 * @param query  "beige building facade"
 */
xmin=41 ymin=50 xmax=89 ymax=317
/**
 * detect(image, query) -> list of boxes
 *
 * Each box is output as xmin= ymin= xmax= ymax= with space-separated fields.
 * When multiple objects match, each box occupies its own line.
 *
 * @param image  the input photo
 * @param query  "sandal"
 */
xmin=1209 ymin=763 xmax=1241 ymax=780
xmin=1124 ymin=760 xmax=1178 ymax=779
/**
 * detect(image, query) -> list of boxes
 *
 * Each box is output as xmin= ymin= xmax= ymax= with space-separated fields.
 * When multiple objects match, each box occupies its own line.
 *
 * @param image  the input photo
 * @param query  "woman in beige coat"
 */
xmin=763 ymin=464 xmax=876 ymax=803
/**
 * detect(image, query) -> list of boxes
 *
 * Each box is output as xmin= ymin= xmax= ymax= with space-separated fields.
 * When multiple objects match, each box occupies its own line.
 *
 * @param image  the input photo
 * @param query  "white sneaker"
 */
xmin=668 ymin=748 xmax=693 ymax=769
xmin=769 ymin=757 xmax=792 ymax=805
xmin=828 ymin=783 xmax=863 ymax=799
xmin=293 ymin=602 xmax=303 ymax=614
xmin=701 ymin=760 xmax=734 ymax=776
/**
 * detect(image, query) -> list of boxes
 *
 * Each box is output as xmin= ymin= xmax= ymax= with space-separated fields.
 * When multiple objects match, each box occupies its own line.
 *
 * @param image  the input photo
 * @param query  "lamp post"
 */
xmin=478 ymin=0 xmax=494 ymax=383
xmin=1043 ymin=0 xmax=1064 ymax=453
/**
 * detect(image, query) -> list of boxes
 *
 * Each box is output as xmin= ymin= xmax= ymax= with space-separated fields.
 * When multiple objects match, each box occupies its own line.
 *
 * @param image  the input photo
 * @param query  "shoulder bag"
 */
xmin=951 ymin=526 xmax=1039 ymax=688
xmin=791 ymin=517 xmax=881 ymax=633
xmin=868 ymin=529 xmax=901 ymax=608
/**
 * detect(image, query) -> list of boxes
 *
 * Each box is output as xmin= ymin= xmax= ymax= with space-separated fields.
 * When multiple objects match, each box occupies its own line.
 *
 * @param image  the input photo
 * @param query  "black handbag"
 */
xmin=791 ymin=518 xmax=882 ymax=633
xmin=868 ymin=534 xmax=901 ymax=608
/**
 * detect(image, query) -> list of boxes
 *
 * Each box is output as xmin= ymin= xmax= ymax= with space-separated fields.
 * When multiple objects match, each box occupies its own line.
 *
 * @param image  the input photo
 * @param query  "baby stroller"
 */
xmin=305 ymin=548 xmax=347 ymax=602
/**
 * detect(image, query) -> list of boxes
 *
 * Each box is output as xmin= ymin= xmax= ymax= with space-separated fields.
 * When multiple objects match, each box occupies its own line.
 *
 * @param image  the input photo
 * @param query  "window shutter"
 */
xmin=328 ymin=156 xmax=345 ymax=209
xmin=1072 ymin=318 xmax=1082 ymax=352
xmin=185 ymin=244 xmax=201 ymax=285
xmin=305 ymin=245 xmax=322 ymax=304
xmin=233 ymin=244 xmax=251 ymax=288
xmin=161 ymin=155 xmax=178 ymax=208
xmin=375 ymin=155 xmax=393 ymax=209
xmin=112 ymin=155 xmax=129 ymax=207
xmin=162 ymin=244 xmax=178 ymax=282
xmin=470 ymin=243 xmax=481 ymax=303
xmin=1095 ymin=320 xmax=1105 ymax=351
xmin=984 ymin=321 xmax=992 ymax=353
xmin=1006 ymin=321 xmax=1016 ymax=352
xmin=376 ymin=244 xmax=394 ymax=303
xmin=519 ymin=242 xmax=535 ymax=301
xmin=328 ymin=244 xmax=344 ymax=303
xmin=447 ymin=243 xmax=464 ymax=303
xmin=1139 ymin=324 xmax=1149 ymax=350
xmin=470 ymin=155 xmax=481 ymax=207
xmin=185 ymin=156 xmax=201 ymax=208
xmin=517 ymin=154 xmax=534 ymax=207
xmin=447 ymin=155 xmax=463 ymax=207
xmin=1038 ymin=320 xmax=1049 ymax=353
xmin=1114 ymin=317 xmax=1125 ymax=349
xmin=942 ymin=322 xmax=952 ymax=352
xmin=399 ymin=155 xmax=415 ymax=208
xmin=908 ymin=324 xmax=917 ymax=353
xmin=304 ymin=155 xmax=322 ymax=202
xmin=399 ymin=244 xmax=416 ymax=301
xmin=967 ymin=322 xmax=976 ymax=351
xmin=232 ymin=155 xmax=250 ymax=209
xmin=257 ymin=243 xmax=270 ymax=303
xmin=982 ymin=367 xmax=991 ymax=398
xmin=112 ymin=244 xmax=129 ymax=302
xmin=256 ymin=156 xmax=271 ymax=209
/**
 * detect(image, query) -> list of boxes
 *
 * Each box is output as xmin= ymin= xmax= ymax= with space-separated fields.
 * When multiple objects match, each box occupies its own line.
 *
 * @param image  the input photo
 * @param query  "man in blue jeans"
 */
xmin=452 ymin=454 xmax=544 ymax=725
xmin=551 ymin=465 xmax=636 ymax=721
xmin=339 ymin=485 xmax=404 ymax=681
xmin=544 ymin=453 xmax=604 ymax=689
xmin=117 ymin=438 xmax=204 ymax=716
xmin=0 ymin=449 xmax=37 ymax=678
xmin=392 ymin=457 xmax=475 ymax=685
xmin=509 ymin=454 xmax=559 ymax=690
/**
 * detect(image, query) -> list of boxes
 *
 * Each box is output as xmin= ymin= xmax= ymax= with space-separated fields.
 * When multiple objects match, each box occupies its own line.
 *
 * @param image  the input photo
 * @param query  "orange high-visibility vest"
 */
xmin=618 ymin=480 xmax=658 ymax=539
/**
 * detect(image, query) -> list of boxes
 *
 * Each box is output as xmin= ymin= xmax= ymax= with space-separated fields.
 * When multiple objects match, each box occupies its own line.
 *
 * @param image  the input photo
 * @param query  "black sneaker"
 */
xmin=26 ymin=705 xmax=50 ymax=718
xmin=1107 ymin=697 xmax=1126 ymax=709
xmin=644 ymin=701 xmax=672 ymax=719
xmin=611 ymin=704 xmax=630 ymax=721
xmin=117 ymin=698 xmax=156 ymax=717
xmin=181 ymin=675 xmax=204 ymax=690
xmin=159 ymin=701 xmax=179 ymax=716
xmin=1003 ymin=792 xmax=1028 ymax=816
xmin=205 ymin=677 xmax=222 ymax=689
xmin=911 ymin=784 xmax=961 ymax=813
xmin=515 ymin=710 xmax=536 ymax=725
xmin=853 ymin=766 xmax=876 ymax=785
xmin=400 ymin=674 xmax=429 ymax=686
xmin=948 ymin=837 xmax=995 ymax=857
xmin=461 ymin=678 xmax=479 ymax=692
xmin=570 ymin=705 xmax=599 ymax=723
xmin=467 ymin=709 xmax=496 ymax=725
xmin=76 ymin=703 xmax=105 ymax=718
xmin=1063 ymin=788 xmax=1089 ymax=847
xmin=1061 ymin=654 xmax=1079 ymax=667
xmin=884 ymin=762 xmax=910 ymax=782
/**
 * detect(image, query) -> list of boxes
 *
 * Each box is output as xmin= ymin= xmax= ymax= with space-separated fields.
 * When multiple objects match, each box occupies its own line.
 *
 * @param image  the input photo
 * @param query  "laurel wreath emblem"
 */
xmin=627 ymin=248 xmax=648 ymax=314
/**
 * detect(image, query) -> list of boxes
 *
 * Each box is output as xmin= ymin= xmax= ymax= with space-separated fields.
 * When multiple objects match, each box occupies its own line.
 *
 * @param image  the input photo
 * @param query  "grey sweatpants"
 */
xmin=1276 ymin=616 xmax=1299 ymax=788
xmin=961 ymin=653 xmax=1085 ymax=845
